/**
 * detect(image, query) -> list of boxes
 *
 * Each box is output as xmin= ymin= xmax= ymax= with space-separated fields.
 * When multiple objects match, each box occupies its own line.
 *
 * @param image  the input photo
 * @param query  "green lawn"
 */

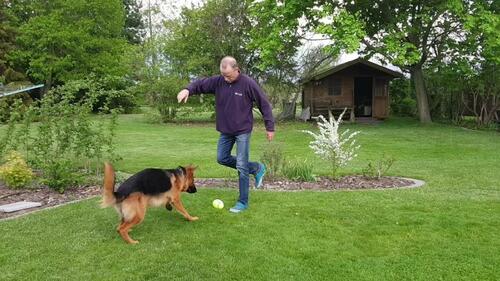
xmin=1 ymin=115 xmax=499 ymax=280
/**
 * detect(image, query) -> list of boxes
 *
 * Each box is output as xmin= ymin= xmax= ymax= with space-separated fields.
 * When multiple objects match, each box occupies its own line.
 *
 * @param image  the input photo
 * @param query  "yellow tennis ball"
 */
xmin=212 ymin=199 xmax=224 ymax=209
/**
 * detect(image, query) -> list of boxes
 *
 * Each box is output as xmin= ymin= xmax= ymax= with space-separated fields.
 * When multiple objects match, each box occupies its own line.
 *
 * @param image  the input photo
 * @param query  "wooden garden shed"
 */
xmin=301 ymin=58 xmax=403 ymax=120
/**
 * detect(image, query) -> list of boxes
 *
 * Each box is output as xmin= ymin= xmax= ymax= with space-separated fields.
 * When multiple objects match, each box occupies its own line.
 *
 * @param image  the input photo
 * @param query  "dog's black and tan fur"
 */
xmin=101 ymin=163 xmax=198 ymax=244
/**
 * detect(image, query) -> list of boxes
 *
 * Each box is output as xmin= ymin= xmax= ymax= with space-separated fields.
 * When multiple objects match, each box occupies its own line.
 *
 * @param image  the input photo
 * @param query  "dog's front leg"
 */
xmin=171 ymin=198 xmax=198 ymax=221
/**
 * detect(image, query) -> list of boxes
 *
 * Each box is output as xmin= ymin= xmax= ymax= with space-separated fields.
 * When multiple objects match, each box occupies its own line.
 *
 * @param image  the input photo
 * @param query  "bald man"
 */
xmin=177 ymin=56 xmax=275 ymax=213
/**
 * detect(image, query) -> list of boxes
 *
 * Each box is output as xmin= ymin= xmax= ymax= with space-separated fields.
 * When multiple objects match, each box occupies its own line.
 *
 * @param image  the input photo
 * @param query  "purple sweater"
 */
xmin=186 ymin=74 xmax=275 ymax=135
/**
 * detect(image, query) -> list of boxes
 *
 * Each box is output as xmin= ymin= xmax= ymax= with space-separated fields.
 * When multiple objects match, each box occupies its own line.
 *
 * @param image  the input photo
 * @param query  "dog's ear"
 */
xmin=186 ymin=164 xmax=197 ymax=171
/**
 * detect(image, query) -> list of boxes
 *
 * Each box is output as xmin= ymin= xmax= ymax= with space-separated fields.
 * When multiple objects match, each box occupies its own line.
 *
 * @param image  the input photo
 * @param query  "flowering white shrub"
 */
xmin=302 ymin=109 xmax=360 ymax=178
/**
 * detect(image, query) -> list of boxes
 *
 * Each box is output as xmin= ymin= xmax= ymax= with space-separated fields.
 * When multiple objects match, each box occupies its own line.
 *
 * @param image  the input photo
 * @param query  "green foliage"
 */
xmin=0 ymin=93 xmax=120 ymax=192
xmin=0 ymin=150 xmax=34 ymax=189
xmin=141 ymin=75 xmax=188 ymax=121
xmin=8 ymin=0 xmax=130 ymax=87
xmin=362 ymin=155 xmax=396 ymax=180
xmin=39 ymin=159 xmax=80 ymax=193
xmin=163 ymin=0 xmax=258 ymax=78
xmin=0 ymin=93 xmax=32 ymax=123
xmin=48 ymin=76 xmax=138 ymax=113
xmin=425 ymin=58 xmax=499 ymax=127
xmin=316 ymin=9 xmax=366 ymax=57
xmin=0 ymin=1 xmax=18 ymax=79
xmin=463 ymin=1 xmax=500 ymax=65
xmin=133 ymin=72 xmax=215 ymax=122
xmin=0 ymin=99 xmax=25 ymax=155
xmin=2 ymin=68 xmax=26 ymax=83
xmin=159 ymin=0 xmax=297 ymax=106
xmin=261 ymin=76 xmax=298 ymax=108
xmin=250 ymin=0 xmax=480 ymax=123
xmin=123 ymin=0 xmax=145 ymax=44
xmin=390 ymin=78 xmax=417 ymax=117
xmin=282 ymin=159 xmax=315 ymax=182
xmin=248 ymin=0 xmax=303 ymax=70
xmin=259 ymin=142 xmax=285 ymax=179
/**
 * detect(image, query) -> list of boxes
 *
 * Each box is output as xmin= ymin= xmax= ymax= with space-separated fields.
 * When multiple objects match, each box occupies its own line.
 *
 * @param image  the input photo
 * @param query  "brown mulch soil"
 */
xmin=0 ymin=183 xmax=101 ymax=220
xmin=0 ymin=176 xmax=416 ymax=220
xmin=196 ymin=176 xmax=416 ymax=191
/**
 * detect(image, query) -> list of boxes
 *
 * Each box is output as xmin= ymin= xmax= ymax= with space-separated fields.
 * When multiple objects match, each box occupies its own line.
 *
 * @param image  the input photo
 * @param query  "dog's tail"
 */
xmin=101 ymin=162 xmax=116 ymax=208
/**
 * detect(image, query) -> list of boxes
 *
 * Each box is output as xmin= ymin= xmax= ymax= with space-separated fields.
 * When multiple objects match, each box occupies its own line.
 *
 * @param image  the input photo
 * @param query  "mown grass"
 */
xmin=0 ymin=114 xmax=499 ymax=280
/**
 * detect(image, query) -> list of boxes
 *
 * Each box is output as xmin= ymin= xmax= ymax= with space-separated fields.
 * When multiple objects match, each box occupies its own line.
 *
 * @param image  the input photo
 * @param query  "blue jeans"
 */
xmin=217 ymin=133 xmax=259 ymax=205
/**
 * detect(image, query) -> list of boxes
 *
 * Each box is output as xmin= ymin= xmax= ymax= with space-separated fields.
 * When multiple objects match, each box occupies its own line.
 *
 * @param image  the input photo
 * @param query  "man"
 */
xmin=177 ymin=56 xmax=275 ymax=213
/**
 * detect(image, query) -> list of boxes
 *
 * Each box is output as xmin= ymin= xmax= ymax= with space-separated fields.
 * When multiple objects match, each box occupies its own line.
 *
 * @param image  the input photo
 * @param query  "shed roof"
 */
xmin=302 ymin=58 xmax=404 ymax=83
xmin=0 ymin=84 xmax=44 ymax=98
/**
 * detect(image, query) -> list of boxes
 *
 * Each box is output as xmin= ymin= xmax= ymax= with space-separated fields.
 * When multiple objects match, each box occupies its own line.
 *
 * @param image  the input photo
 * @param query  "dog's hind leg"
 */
xmin=116 ymin=218 xmax=125 ymax=232
xmin=117 ymin=195 xmax=146 ymax=244
xmin=118 ymin=213 xmax=145 ymax=244
xmin=118 ymin=218 xmax=141 ymax=244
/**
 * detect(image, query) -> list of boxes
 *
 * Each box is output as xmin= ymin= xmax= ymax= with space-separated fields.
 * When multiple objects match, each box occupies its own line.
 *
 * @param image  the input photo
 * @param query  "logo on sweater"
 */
xmin=234 ymin=92 xmax=243 ymax=96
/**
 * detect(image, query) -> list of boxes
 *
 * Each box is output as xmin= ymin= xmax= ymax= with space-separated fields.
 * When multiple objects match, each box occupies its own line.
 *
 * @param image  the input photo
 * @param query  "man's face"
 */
xmin=220 ymin=63 xmax=239 ymax=83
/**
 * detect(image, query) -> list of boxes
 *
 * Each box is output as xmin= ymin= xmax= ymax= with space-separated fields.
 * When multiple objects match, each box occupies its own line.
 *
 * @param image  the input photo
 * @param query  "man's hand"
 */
xmin=177 ymin=89 xmax=189 ymax=103
xmin=266 ymin=131 xmax=274 ymax=142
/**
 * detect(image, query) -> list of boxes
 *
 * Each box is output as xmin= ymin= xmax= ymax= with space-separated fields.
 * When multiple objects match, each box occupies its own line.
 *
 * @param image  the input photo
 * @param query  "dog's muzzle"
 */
xmin=187 ymin=185 xmax=197 ymax=193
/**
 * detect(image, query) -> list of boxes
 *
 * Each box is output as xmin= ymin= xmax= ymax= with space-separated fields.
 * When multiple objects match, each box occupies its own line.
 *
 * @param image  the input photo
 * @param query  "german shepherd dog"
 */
xmin=101 ymin=163 xmax=198 ymax=244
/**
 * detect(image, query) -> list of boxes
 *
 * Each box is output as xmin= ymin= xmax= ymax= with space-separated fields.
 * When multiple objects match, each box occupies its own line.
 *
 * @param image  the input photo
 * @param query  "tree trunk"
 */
xmin=410 ymin=66 xmax=432 ymax=123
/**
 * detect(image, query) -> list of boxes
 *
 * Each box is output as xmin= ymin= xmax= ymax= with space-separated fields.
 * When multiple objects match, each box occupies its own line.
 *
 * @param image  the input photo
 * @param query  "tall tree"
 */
xmin=9 ymin=0 xmax=130 ymax=88
xmin=123 ymin=0 xmax=145 ymax=44
xmin=0 ymin=0 xmax=19 ymax=82
xmin=160 ymin=0 xmax=299 ymax=108
xmin=163 ymin=0 xmax=259 ymax=78
xmin=251 ymin=0 xmax=470 ymax=123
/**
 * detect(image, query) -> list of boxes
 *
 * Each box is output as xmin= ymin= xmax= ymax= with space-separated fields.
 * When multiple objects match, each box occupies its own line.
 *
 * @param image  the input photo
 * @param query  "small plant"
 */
xmin=259 ymin=142 xmax=285 ymax=179
xmin=144 ymin=111 xmax=163 ymax=124
xmin=362 ymin=155 xmax=396 ymax=179
xmin=282 ymin=159 xmax=315 ymax=182
xmin=0 ymin=151 xmax=34 ymax=189
xmin=302 ymin=109 xmax=360 ymax=178
xmin=39 ymin=159 xmax=81 ymax=193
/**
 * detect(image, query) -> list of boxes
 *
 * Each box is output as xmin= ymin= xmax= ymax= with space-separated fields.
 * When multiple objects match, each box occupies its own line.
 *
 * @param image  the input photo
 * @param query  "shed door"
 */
xmin=354 ymin=77 xmax=373 ymax=117
xmin=373 ymin=78 xmax=388 ymax=118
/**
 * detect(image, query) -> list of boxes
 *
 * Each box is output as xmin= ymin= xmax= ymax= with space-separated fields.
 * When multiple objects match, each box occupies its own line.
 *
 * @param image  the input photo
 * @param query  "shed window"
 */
xmin=328 ymin=78 xmax=342 ymax=96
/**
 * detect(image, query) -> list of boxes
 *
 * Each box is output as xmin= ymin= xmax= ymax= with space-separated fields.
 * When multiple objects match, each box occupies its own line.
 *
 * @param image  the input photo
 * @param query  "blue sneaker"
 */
xmin=255 ymin=163 xmax=266 ymax=189
xmin=229 ymin=201 xmax=248 ymax=213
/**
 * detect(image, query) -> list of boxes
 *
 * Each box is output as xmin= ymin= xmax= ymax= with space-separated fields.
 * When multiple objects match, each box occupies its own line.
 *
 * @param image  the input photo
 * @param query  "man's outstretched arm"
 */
xmin=177 ymin=76 xmax=219 ymax=103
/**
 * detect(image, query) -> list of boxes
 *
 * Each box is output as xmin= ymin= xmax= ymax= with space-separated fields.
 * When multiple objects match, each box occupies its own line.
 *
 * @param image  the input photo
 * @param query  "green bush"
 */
xmin=259 ymin=142 xmax=285 ymax=179
xmin=0 ymin=99 xmax=30 ymax=155
xmin=1 ymin=93 xmax=120 ymax=192
xmin=155 ymin=77 xmax=190 ymax=122
xmin=39 ymin=159 xmax=80 ymax=193
xmin=390 ymin=78 xmax=417 ymax=117
xmin=362 ymin=155 xmax=396 ymax=179
xmin=136 ymin=74 xmax=216 ymax=122
xmin=282 ymin=159 xmax=315 ymax=182
xmin=48 ymin=76 xmax=137 ymax=114
xmin=0 ymin=151 xmax=34 ymax=189
xmin=143 ymin=111 xmax=163 ymax=124
xmin=0 ymin=93 xmax=32 ymax=123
